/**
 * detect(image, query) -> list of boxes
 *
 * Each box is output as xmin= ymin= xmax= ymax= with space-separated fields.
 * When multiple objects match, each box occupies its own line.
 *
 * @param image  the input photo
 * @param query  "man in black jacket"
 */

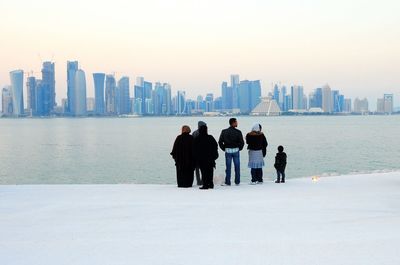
xmin=218 ymin=118 xmax=244 ymax=185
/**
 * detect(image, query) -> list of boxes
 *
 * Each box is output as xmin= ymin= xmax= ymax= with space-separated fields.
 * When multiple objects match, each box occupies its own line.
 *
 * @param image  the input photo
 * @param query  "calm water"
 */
xmin=0 ymin=116 xmax=399 ymax=184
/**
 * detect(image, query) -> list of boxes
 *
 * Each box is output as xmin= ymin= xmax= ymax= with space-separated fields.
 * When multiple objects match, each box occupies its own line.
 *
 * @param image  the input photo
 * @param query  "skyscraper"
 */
xmin=221 ymin=81 xmax=233 ymax=111
xmin=26 ymin=76 xmax=36 ymax=113
xmin=105 ymin=75 xmax=116 ymax=115
xmin=354 ymin=98 xmax=369 ymax=114
xmin=177 ymin=91 xmax=186 ymax=115
xmin=117 ymin=76 xmax=130 ymax=115
xmin=1 ymin=87 xmax=13 ymax=115
xmin=72 ymin=69 xmax=87 ymax=116
xmin=231 ymin=74 xmax=240 ymax=109
xmin=42 ymin=61 xmax=56 ymax=111
xmin=291 ymin=85 xmax=304 ymax=110
xmin=67 ymin=61 xmax=78 ymax=113
xmin=322 ymin=84 xmax=332 ymax=113
xmin=10 ymin=70 xmax=24 ymax=116
xmin=309 ymin=88 xmax=323 ymax=109
xmin=238 ymin=80 xmax=261 ymax=113
xmin=93 ymin=73 xmax=105 ymax=115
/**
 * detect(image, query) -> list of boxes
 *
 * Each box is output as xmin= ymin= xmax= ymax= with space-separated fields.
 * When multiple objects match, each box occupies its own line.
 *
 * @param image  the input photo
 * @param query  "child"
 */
xmin=274 ymin=146 xmax=287 ymax=183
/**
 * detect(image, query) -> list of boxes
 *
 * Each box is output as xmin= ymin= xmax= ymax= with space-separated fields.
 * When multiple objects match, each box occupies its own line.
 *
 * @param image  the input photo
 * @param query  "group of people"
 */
xmin=170 ymin=118 xmax=287 ymax=189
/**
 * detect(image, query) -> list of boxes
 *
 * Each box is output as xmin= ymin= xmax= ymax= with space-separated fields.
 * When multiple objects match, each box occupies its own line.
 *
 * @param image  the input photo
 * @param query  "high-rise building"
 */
xmin=354 ymin=98 xmax=369 ymax=114
xmin=71 ymin=69 xmax=87 ymax=116
xmin=26 ymin=76 xmax=36 ymax=113
xmin=221 ymin=81 xmax=233 ymax=110
xmin=344 ymin=98 xmax=352 ymax=113
xmin=377 ymin=94 xmax=394 ymax=114
xmin=117 ymin=77 xmax=130 ymax=115
xmin=42 ymin=61 xmax=56 ymax=111
xmin=205 ymin=93 xmax=214 ymax=112
xmin=177 ymin=91 xmax=186 ymax=115
xmin=67 ymin=61 xmax=78 ymax=113
xmin=322 ymin=84 xmax=332 ymax=113
xmin=238 ymin=80 xmax=261 ymax=113
xmin=86 ymin=98 xmax=95 ymax=112
xmin=10 ymin=70 xmax=24 ymax=116
xmin=309 ymin=88 xmax=323 ymax=109
xmin=231 ymin=74 xmax=240 ymax=109
xmin=93 ymin=73 xmax=105 ymax=115
xmin=105 ymin=75 xmax=116 ymax=114
xmin=1 ymin=86 xmax=13 ymax=115
xmin=291 ymin=85 xmax=304 ymax=110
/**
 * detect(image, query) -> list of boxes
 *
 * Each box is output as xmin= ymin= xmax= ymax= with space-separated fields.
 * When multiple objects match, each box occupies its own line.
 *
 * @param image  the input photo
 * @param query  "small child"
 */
xmin=274 ymin=146 xmax=287 ymax=183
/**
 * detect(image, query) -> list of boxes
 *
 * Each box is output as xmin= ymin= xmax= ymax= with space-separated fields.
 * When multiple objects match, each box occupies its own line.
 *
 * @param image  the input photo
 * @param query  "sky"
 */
xmin=1 ymin=0 xmax=399 ymax=108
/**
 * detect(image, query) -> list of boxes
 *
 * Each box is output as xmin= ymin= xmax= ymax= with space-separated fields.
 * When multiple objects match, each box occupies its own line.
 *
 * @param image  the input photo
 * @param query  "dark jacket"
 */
xmin=274 ymin=152 xmax=287 ymax=171
xmin=193 ymin=130 xmax=219 ymax=168
xmin=246 ymin=132 xmax=268 ymax=157
xmin=170 ymin=132 xmax=195 ymax=169
xmin=218 ymin=126 xmax=244 ymax=151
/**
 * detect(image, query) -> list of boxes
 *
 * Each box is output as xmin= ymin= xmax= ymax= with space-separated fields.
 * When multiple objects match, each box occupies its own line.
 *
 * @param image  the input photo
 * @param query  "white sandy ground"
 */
xmin=0 ymin=173 xmax=400 ymax=265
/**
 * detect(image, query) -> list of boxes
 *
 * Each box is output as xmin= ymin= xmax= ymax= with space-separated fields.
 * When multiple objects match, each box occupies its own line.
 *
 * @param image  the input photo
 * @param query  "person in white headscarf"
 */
xmin=245 ymin=123 xmax=268 ymax=184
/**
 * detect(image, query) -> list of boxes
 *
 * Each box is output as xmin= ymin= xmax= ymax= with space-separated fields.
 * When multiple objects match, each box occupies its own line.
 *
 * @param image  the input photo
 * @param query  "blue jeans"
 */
xmin=225 ymin=151 xmax=240 ymax=185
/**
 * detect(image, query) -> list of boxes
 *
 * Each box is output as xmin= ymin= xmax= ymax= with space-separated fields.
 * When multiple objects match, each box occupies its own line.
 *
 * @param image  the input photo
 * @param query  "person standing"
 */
xmin=246 ymin=124 xmax=268 ymax=184
xmin=193 ymin=125 xmax=219 ymax=189
xmin=274 ymin=146 xmax=287 ymax=183
xmin=218 ymin=118 xmax=244 ymax=185
xmin=170 ymin=125 xmax=195 ymax=188
xmin=192 ymin=121 xmax=207 ymax=186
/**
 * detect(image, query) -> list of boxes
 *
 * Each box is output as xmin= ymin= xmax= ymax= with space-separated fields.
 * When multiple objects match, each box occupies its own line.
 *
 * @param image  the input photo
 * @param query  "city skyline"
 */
xmin=1 ymin=62 xmax=396 ymax=116
xmin=1 ymin=0 xmax=399 ymax=107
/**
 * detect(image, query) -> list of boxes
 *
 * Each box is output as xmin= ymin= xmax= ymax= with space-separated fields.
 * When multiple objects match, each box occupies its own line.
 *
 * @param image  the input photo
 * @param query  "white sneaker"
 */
xmin=250 ymin=181 xmax=257 ymax=185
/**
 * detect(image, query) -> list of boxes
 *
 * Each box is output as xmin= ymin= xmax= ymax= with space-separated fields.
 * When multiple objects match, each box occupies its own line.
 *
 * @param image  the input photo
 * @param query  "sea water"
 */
xmin=0 ymin=115 xmax=399 ymax=184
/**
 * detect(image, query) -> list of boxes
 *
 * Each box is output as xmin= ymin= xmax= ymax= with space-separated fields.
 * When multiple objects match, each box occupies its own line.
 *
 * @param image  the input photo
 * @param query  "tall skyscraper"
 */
xmin=1 ymin=86 xmax=13 ymax=115
xmin=177 ymin=91 xmax=186 ymax=115
xmin=377 ymin=94 xmax=394 ymax=114
xmin=322 ymin=84 xmax=332 ymax=113
xmin=117 ymin=76 xmax=130 ymax=115
xmin=105 ymin=75 xmax=116 ymax=114
xmin=26 ymin=76 xmax=36 ymax=113
xmin=354 ymin=98 xmax=369 ymax=114
xmin=221 ymin=81 xmax=233 ymax=111
xmin=309 ymin=88 xmax=323 ymax=109
xmin=231 ymin=74 xmax=240 ymax=109
xmin=42 ymin=61 xmax=56 ymax=111
xmin=93 ymin=73 xmax=105 ymax=115
xmin=10 ymin=70 xmax=24 ymax=116
xmin=67 ymin=61 xmax=78 ymax=113
xmin=238 ymin=80 xmax=261 ymax=113
xmin=344 ymin=98 xmax=352 ymax=113
xmin=72 ymin=69 xmax=87 ymax=116
xmin=291 ymin=85 xmax=304 ymax=110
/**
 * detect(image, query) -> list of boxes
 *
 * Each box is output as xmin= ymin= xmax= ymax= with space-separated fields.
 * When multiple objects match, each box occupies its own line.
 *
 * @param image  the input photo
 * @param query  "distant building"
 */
xmin=117 ymin=77 xmax=130 ymax=115
xmin=221 ymin=81 xmax=233 ymax=110
xmin=309 ymin=88 xmax=323 ymax=109
xmin=86 ymin=98 xmax=95 ymax=112
xmin=344 ymin=98 xmax=352 ymax=113
xmin=93 ymin=73 xmax=105 ymax=115
xmin=322 ymin=84 xmax=332 ymax=113
xmin=72 ymin=69 xmax=87 ymax=116
xmin=67 ymin=61 xmax=78 ymax=113
xmin=105 ymin=75 xmax=116 ymax=115
xmin=238 ymin=80 xmax=261 ymax=114
xmin=10 ymin=70 xmax=24 ymax=116
xmin=250 ymin=97 xmax=281 ymax=116
xmin=353 ymin=98 xmax=369 ymax=114
xmin=42 ymin=61 xmax=56 ymax=111
xmin=291 ymin=85 xmax=305 ymax=110
xmin=2 ymin=86 xmax=13 ymax=115
xmin=377 ymin=94 xmax=393 ymax=114
xmin=26 ymin=76 xmax=36 ymax=114
xmin=231 ymin=74 xmax=240 ymax=109
xmin=177 ymin=91 xmax=186 ymax=115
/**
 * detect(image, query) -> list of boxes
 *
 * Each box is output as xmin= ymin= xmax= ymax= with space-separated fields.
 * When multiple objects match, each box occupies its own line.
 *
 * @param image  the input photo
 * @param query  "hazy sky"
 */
xmin=1 ymin=0 xmax=399 ymax=107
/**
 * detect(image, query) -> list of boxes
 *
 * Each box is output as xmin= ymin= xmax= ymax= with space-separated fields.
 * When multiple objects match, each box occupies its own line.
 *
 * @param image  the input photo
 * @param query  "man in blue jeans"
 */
xmin=218 ymin=118 xmax=244 ymax=185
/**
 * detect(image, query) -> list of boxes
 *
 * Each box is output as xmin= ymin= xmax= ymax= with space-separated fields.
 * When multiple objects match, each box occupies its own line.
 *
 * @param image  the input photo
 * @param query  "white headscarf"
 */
xmin=251 ymin=123 xmax=261 ymax=132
